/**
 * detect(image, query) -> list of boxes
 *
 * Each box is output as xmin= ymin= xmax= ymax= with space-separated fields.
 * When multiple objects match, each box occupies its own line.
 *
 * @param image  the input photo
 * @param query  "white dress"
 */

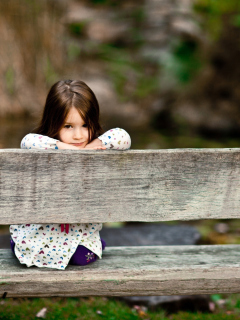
xmin=10 ymin=128 xmax=131 ymax=270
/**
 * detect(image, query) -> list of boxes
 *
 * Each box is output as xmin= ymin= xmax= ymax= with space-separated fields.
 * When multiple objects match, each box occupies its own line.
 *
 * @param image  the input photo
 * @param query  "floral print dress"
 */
xmin=10 ymin=128 xmax=131 ymax=270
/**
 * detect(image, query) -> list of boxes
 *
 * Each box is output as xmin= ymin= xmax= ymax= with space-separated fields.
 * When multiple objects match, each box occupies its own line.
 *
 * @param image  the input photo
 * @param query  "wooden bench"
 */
xmin=1 ymin=148 xmax=240 ymax=298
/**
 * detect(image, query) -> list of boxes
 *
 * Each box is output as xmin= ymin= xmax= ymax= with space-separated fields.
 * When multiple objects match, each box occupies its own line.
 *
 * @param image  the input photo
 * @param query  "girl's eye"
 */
xmin=64 ymin=125 xmax=72 ymax=129
xmin=83 ymin=124 xmax=87 ymax=128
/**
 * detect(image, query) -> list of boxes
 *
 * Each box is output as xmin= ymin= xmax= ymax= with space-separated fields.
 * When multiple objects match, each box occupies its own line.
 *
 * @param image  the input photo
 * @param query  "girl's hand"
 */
xmin=84 ymin=138 xmax=106 ymax=150
xmin=84 ymin=146 xmax=106 ymax=150
xmin=56 ymin=141 xmax=81 ymax=150
xmin=56 ymin=139 xmax=106 ymax=150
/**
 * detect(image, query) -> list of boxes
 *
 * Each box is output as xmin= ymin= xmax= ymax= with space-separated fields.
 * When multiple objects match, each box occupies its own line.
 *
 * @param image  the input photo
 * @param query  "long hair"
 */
xmin=36 ymin=80 xmax=103 ymax=142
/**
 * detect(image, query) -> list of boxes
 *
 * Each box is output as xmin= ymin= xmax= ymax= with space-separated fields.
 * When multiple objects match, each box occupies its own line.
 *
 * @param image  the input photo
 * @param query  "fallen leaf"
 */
xmin=36 ymin=307 xmax=47 ymax=318
xmin=216 ymin=299 xmax=226 ymax=307
xmin=133 ymin=305 xmax=148 ymax=318
xmin=226 ymin=311 xmax=234 ymax=315
xmin=96 ymin=310 xmax=103 ymax=315
xmin=209 ymin=302 xmax=215 ymax=312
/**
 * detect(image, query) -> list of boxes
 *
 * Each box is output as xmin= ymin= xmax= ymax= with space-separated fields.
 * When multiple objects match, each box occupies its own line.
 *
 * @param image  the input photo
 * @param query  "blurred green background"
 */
xmin=0 ymin=0 xmax=240 ymax=149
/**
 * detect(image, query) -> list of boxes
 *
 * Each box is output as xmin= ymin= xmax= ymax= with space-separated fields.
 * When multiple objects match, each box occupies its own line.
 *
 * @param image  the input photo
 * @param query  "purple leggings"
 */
xmin=10 ymin=238 xmax=106 ymax=266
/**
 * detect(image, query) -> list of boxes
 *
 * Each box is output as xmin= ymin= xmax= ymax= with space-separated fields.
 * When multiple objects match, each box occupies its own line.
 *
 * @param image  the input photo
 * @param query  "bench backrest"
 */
xmin=0 ymin=148 xmax=240 ymax=224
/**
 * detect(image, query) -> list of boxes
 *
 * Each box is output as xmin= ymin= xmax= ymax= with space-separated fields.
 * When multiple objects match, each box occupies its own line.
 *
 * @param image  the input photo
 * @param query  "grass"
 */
xmin=2 ymin=295 xmax=240 ymax=320
xmin=0 ymin=297 xmax=156 ymax=320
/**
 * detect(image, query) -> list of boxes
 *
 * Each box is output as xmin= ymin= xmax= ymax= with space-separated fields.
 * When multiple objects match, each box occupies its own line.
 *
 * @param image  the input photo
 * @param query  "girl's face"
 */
xmin=58 ymin=107 xmax=89 ymax=148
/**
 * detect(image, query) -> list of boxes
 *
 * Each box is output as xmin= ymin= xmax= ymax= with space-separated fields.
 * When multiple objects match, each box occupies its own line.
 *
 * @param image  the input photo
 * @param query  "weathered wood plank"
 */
xmin=1 ymin=149 xmax=240 ymax=223
xmin=1 ymin=245 xmax=240 ymax=297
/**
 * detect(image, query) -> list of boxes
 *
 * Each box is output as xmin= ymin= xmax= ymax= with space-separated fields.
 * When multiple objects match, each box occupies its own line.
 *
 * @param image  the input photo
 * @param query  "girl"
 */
xmin=10 ymin=79 xmax=131 ymax=270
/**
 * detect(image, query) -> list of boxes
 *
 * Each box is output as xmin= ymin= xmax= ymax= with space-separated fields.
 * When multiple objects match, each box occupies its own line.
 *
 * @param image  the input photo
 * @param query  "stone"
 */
xmin=214 ymin=223 xmax=229 ymax=234
xmin=65 ymin=3 xmax=96 ymax=23
xmin=0 ymin=234 xmax=11 ymax=249
xmin=172 ymin=17 xmax=201 ymax=37
xmin=100 ymin=223 xmax=201 ymax=246
xmin=86 ymin=19 xmax=129 ymax=43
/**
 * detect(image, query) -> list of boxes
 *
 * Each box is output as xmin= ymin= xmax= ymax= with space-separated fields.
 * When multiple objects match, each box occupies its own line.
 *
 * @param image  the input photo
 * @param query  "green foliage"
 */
xmin=131 ymin=7 xmax=145 ymax=44
xmin=136 ymin=76 xmax=159 ymax=98
xmin=161 ymin=40 xmax=202 ymax=86
xmin=99 ymin=45 xmax=159 ymax=100
xmin=68 ymin=22 xmax=86 ymax=37
xmin=173 ymin=40 xmax=202 ymax=84
xmin=88 ymin=0 xmax=119 ymax=6
xmin=194 ymin=0 xmax=239 ymax=15
xmin=131 ymin=7 xmax=145 ymax=24
xmin=231 ymin=14 xmax=240 ymax=27
xmin=211 ymin=294 xmax=222 ymax=302
xmin=171 ymin=312 xmax=240 ymax=320
xmin=44 ymin=58 xmax=58 ymax=86
xmin=89 ymin=0 xmax=109 ymax=4
xmin=194 ymin=0 xmax=240 ymax=39
xmin=5 ymin=67 xmax=15 ymax=96
xmin=129 ymin=27 xmax=145 ymax=47
xmin=67 ymin=43 xmax=81 ymax=62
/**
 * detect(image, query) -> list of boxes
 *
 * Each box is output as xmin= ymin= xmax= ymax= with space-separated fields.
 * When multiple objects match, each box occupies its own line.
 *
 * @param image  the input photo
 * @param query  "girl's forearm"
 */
xmin=84 ymin=138 xmax=103 ymax=149
xmin=56 ymin=141 xmax=80 ymax=150
xmin=56 ymin=140 xmax=105 ymax=150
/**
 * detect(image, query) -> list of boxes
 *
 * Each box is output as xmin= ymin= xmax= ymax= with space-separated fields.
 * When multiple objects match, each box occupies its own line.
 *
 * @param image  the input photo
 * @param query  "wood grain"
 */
xmin=1 ymin=149 xmax=240 ymax=223
xmin=1 ymin=245 xmax=240 ymax=297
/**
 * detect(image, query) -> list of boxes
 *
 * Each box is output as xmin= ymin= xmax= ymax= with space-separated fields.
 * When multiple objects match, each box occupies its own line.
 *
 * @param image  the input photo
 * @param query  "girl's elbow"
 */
xmin=20 ymin=133 xmax=34 ymax=149
xmin=119 ymin=128 xmax=131 ymax=150
xmin=20 ymin=134 xmax=29 ymax=149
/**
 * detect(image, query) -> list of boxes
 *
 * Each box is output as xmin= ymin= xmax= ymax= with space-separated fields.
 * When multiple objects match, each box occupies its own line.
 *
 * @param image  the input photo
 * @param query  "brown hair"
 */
xmin=36 ymin=80 xmax=103 ymax=142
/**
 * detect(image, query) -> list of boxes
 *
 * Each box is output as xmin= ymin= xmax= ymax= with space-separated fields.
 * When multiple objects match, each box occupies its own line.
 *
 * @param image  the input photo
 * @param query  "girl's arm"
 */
xmin=85 ymin=128 xmax=131 ymax=150
xmin=21 ymin=129 xmax=131 ymax=150
xmin=21 ymin=134 xmax=60 ymax=150
xmin=20 ymin=133 xmax=106 ymax=150
xmin=21 ymin=133 xmax=81 ymax=150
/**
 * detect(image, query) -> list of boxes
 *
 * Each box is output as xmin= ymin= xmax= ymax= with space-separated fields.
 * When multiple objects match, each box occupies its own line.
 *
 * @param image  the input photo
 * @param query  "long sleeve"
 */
xmin=21 ymin=128 xmax=131 ymax=150
xmin=21 ymin=133 xmax=59 ymax=150
xmin=98 ymin=128 xmax=131 ymax=150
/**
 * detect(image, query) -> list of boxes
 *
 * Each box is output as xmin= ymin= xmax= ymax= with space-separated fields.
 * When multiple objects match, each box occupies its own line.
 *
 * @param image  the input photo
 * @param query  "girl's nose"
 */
xmin=73 ymin=128 xmax=82 ymax=139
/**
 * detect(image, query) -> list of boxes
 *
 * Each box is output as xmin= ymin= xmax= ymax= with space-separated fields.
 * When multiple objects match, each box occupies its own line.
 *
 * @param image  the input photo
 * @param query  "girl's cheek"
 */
xmin=85 ymin=129 xmax=89 ymax=139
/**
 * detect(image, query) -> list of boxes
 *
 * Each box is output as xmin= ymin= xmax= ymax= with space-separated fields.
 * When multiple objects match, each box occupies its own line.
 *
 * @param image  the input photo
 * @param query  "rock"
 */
xmin=0 ymin=234 xmax=11 ymax=249
xmin=172 ymin=17 xmax=200 ymax=37
xmin=214 ymin=223 xmax=229 ymax=234
xmin=65 ymin=2 xmax=96 ymax=23
xmin=101 ymin=223 xmax=201 ymax=246
xmin=86 ymin=19 xmax=129 ymax=44
xmin=142 ymin=31 xmax=169 ymax=46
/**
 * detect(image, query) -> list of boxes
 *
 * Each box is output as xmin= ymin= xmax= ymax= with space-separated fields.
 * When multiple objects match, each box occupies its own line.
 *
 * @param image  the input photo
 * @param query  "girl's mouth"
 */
xmin=71 ymin=142 xmax=85 ymax=146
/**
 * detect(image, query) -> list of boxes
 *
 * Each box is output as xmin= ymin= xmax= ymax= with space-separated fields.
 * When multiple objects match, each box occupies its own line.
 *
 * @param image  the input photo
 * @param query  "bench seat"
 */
xmin=1 ymin=245 xmax=240 ymax=298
